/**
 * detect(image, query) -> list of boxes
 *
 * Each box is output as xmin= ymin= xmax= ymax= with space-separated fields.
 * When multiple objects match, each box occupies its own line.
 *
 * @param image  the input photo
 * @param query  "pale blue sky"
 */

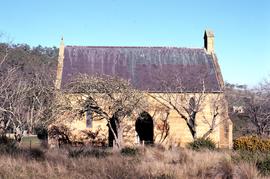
xmin=0 ymin=0 xmax=269 ymax=86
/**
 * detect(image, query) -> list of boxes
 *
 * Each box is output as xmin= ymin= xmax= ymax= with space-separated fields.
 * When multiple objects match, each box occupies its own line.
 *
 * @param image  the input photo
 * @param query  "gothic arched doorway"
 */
xmin=135 ymin=111 xmax=154 ymax=144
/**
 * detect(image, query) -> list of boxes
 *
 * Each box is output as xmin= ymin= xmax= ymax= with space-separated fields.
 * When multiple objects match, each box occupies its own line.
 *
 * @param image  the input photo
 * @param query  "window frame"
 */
xmin=86 ymin=110 xmax=93 ymax=128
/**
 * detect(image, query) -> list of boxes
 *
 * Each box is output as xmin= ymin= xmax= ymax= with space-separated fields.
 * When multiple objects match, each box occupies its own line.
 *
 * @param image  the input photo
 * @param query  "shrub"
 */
xmin=232 ymin=147 xmax=270 ymax=176
xmin=256 ymin=157 xmax=270 ymax=175
xmin=120 ymin=146 xmax=140 ymax=156
xmin=48 ymin=125 xmax=71 ymax=146
xmin=233 ymin=136 xmax=270 ymax=152
xmin=232 ymin=150 xmax=266 ymax=163
xmin=187 ymin=138 xmax=216 ymax=151
xmin=0 ymin=135 xmax=19 ymax=154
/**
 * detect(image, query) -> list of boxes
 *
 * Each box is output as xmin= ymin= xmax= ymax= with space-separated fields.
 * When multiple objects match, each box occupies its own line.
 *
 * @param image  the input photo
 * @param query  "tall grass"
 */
xmin=0 ymin=146 xmax=266 ymax=179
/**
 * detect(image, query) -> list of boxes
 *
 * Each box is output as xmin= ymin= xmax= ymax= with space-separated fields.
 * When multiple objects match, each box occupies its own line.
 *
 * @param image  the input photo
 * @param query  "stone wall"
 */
xmin=50 ymin=92 xmax=232 ymax=148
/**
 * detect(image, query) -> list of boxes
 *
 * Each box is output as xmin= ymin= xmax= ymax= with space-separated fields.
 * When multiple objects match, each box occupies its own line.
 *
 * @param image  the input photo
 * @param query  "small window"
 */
xmin=189 ymin=97 xmax=196 ymax=111
xmin=224 ymin=121 xmax=229 ymax=139
xmin=86 ymin=111 xmax=93 ymax=128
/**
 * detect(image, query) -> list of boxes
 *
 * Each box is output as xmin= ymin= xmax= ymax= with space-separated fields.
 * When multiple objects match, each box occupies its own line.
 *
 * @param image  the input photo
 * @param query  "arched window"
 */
xmin=86 ymin=110 xmax=93 ymax=128
xmin=189 ymin=97 xmax=196 ymax=111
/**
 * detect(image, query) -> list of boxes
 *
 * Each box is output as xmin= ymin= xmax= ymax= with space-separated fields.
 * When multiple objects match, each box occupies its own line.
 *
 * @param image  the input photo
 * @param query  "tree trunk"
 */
xmin=186 ymin=120 xmax=197 ymax=140
xmin=193 ymin=129 xmax=197 ymax=140
xmin=117 ymin=125 xmax=123 ymax=148
xmin=108 ymin=117 xmax=123 ymax=149
xmin=202 ymin=129 xmax=213 ymax=139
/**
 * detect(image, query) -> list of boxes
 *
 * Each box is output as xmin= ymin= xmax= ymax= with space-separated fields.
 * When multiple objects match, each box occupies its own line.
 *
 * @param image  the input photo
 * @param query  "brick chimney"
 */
xmin=204 ymin=30 xmax=214 ymax=54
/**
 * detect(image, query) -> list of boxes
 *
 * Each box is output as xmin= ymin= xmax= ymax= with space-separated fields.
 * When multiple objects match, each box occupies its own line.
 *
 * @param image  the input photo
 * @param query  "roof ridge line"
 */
xmin=65 ymin=45 xmax=203 ymax=50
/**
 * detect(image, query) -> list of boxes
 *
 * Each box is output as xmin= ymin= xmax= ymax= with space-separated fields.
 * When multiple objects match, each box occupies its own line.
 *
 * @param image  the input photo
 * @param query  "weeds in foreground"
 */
xmin=0 ymin=144 xmax=267 ymax=179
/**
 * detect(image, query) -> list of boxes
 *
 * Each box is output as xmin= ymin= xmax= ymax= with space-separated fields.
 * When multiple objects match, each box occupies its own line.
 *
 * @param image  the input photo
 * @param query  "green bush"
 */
xmin=257 ymin=157 xmax=270 ymax=175
xmin=232 ymin=150 xmax=266 ymax=163
xmin=120 ymin=147 xmax=140 ymax=156
xmin=187 ymin=138 xmax=216 ymax=151
xmin=233 ymin=136 xmax=270 ymax=152
xmin=232 ymin=147 xmax=270 ymax=176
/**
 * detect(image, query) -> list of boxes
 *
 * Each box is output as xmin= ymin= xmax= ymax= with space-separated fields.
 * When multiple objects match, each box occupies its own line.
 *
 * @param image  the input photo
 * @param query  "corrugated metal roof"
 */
xmin=61 ymin=46 xmax=222 ymax=92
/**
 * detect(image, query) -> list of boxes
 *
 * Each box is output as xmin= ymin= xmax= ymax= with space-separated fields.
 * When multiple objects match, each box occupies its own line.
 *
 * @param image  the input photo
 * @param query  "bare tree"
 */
xmin=244 ymin=79 xmax=270 ymax=136
xmin=201 ymin=95 xmax=226 ymax=139
xmin=0 ymin=41 xmax=56 ymax=140
xmin=25 ymin=69 xmax=55 ymax=131
xmin=65 ymin=74 xmax=144 ymax=148
xmin=151 ymin=104 xmax=170 ymax=143
xmin=0 ymin=69 xmax=54 ymax=139
xmin=147 ymin=69 xmax=225 ymax=140
xmin=0 ymin=42 xmax=16 ymax=136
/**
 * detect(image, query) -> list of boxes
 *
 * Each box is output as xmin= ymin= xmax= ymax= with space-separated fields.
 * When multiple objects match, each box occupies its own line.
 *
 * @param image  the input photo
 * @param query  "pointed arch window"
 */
xmin=189 ymin=97 xmax=196 ymax=112
xmin=86 ymin=110 xmax=93 ymax=128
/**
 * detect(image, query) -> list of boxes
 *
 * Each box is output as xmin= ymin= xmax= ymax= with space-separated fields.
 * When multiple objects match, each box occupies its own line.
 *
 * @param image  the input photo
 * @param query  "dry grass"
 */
xmin=0 ymin=146 xmax=266 ymax=179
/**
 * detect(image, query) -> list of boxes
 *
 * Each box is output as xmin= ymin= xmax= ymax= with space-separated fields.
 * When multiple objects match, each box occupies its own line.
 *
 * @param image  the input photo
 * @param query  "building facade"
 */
xmin=53 ymin=30 xmax=233 ymax=148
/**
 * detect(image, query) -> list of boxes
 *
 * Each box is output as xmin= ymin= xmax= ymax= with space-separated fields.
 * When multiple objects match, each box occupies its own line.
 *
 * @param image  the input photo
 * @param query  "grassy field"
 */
xmin=0 ymin=145 xmax=269 ymax=179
